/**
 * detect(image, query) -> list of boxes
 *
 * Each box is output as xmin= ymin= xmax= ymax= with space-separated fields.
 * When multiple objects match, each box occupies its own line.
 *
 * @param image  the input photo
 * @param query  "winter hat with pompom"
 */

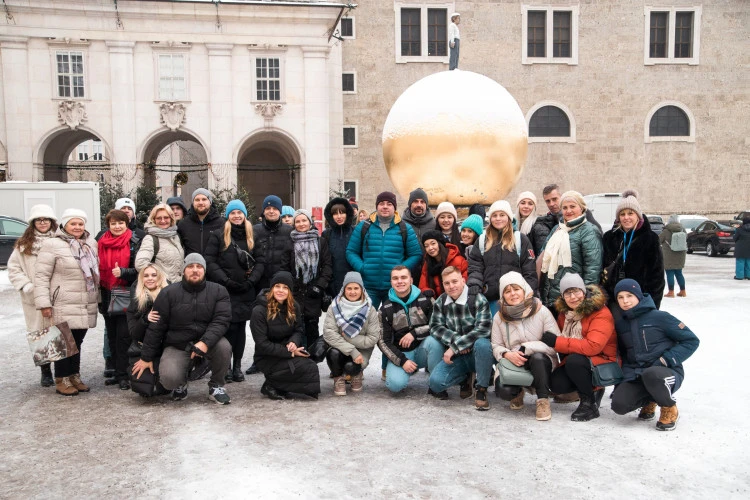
xmin=616 ymin=189 xmax=643 ymax=220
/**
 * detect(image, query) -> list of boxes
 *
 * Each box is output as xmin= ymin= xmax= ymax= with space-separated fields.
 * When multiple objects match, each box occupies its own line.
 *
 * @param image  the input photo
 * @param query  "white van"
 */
xmin=583 ymin=193 xmax=622 ymax=233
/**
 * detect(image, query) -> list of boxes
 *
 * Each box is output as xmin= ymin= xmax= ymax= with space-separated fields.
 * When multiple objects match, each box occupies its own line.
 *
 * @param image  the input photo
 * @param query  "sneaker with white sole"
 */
xmin=171 ymin=384 xmax=188 ymax=401
xmin=209 ymin=385 xmax=231 ymax=405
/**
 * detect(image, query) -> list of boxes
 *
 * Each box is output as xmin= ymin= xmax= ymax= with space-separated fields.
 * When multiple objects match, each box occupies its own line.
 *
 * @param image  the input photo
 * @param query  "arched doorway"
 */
xmin=38 ymin=128 xmax=112 ymax=182
xmin=236 ymin=130 xmax=301 ymax=218
xmin=140 ymin=129 xmax=209 ymax=202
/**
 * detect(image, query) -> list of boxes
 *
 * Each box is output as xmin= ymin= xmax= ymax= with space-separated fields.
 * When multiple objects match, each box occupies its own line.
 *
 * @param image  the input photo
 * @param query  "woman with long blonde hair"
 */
xmin=467 ymin=200 xmax=538 ymax=315
xmin=250 ymin=271 xmax=320 ymax=400
xmin=127 ymin=263 xmax=169 ymax=344
xmin=135 ymin=204 xmax=184 ymax=283
xmin=205 ymin=199 xmax=264 ymax=383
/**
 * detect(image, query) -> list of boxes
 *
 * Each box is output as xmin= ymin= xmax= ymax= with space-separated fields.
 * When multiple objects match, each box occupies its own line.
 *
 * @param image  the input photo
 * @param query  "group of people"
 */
xmin=8 ymin=184 xmax=699 ymax=430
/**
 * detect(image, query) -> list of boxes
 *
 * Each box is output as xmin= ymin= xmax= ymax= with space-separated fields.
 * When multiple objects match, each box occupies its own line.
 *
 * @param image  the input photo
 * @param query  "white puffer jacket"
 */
xmin=7 ymin=232 xmax=56 ymax=332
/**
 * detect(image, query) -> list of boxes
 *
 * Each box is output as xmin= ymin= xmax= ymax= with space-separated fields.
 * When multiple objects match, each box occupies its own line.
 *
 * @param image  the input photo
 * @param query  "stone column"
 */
xmin=105 ymin=41 xmax=137 ymax=191
xmin=206 ymin=43 xmax=234 ymax=192
xmin=301 ymin=46 xmax=331 ymax=209
xmin=0 ymin=36 xmax=33 ymax=180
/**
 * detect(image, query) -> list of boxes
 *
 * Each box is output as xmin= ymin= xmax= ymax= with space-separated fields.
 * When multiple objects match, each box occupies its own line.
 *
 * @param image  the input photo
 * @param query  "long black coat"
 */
xmin=250 ymin=292 xmax=320 ymax=395
xmin=253 ymin=218 xmax=293 ymax=289
xmin=321 ymin=197 xmax=354 ymax=296
xmin=602 ymin=217 xmax=665 ymax=308
xmin=140 ymin=279 xmax=231 ymax=362
xmin=291 ymin=235 xmax=333 ymax=319
xmin=528 ymin=214 xmax=557 ymax=255
xmin=467 ymin=232 xmax=538 ymax=302
xmin=177 ymin=206 xmax=226 ymax=256
xmin=204 ymin=225 xmax=265 ymax=322
xmin=734 ymin=223 xmax=750 ymax=259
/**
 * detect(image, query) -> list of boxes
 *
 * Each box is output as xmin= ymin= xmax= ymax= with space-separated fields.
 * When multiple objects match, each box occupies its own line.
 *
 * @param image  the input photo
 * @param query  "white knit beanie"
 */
xmin=516 ymin=191 xmax=537 ymax=208
xmin=498 ymin=271 xmax=533 ymax=299
xmin=435 ymin=201 xmax=458 ymax=221
xmin=488 ymin=200 xmax=514 ymax=222
xmin=27 ymin=204 xmax=56 ymax=224
xmin=115 ymin=197 xmax=136 ymax=213
xmin=60 ymin=208 xmax=87 ymax=228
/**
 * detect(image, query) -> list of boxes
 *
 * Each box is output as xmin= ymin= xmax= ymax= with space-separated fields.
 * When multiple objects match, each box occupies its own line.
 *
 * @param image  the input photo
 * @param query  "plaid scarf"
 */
xmin=332 ymin=295 xmax=371 ymax=338
xmin=58 ymin=228 xmax=99 ymax=293
xmin=291 ymin=229 xmax=320 ymax=284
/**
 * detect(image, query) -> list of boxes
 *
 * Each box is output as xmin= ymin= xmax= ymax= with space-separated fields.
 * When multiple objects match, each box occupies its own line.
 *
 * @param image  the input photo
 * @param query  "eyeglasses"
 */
xmin=35 ymin=218 xmax=51 ymax=223
xmin=563 ymin=289 xmax=585 ymax=298
xmin=154 ymin=216 xmax=171 ymax=221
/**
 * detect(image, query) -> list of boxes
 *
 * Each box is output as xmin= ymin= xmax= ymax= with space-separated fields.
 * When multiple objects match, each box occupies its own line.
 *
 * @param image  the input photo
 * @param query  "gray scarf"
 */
xmin=290 ymin=229 xmax=320 ymax=284
xmin=145 ymin=224 xmax=178 ymax=239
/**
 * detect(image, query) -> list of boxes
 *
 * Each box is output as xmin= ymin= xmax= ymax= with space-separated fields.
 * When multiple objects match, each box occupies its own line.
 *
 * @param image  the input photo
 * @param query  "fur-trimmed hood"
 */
xmin=555 ymin=284 xmax=607 ymax=317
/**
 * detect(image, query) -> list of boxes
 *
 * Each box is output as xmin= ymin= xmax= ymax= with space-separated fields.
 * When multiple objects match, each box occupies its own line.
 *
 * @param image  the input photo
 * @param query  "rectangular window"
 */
xmin=644 ymin=7 xmax=701 ymax=65
xmin=527 ymin=11 xmax=546 ymax=58
xmin=522 ymin=6 xmax=578 ymax=65
xmin=343 ymin=181 xmax=357 ymax=200
xmin=343 ymin=127 xmax=357 ymax=148
xmin=92 ymin=141 xmax=103 ymax=161
xmin=649 ymin=12 xmax=668 ymax=58
xmin=553 ymin=11 xmax=571 ymax=58
xmin=342 ymin=72 xmax=356 ymax=93
xmin=77 ymin=144 xmax=87 ymax=161
xmin=158 ymin=54 xmax=186 ymax=100
xmin=256 ymin=57 xmax=281 ymax=101
xmin=340 ymin=17 xmax=355 ymax=38
xmin=427 ymin=8 xmax=447 ymax=57
xmin=674 ymin=12 xmax=693 ymax=58
xmin=56 ymin=51 xmax=85 ymax=98
xmin=401 ymin=8 xmax=421 ymax=56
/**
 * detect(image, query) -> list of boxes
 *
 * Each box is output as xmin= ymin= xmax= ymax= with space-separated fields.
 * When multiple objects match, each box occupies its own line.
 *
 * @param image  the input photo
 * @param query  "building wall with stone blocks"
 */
xmin=342 ymin=1 xmax=749 ymax=217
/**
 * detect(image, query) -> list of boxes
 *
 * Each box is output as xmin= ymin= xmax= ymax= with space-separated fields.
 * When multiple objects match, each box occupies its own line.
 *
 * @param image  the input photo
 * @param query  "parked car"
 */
xmin=0 ymin=215 xmax=29 ymax=266
xmin=718 ymin=219 xmax=742 ymax=229
xmin=676 ymin=214 xmax=709 ymax=234
xmin=646 ymin=214 xmax=664 ymax=235
xmin=686 ymin=220 xmax=735 ymax=257
xmin=735 ymin=211 xmax=750 ymax=222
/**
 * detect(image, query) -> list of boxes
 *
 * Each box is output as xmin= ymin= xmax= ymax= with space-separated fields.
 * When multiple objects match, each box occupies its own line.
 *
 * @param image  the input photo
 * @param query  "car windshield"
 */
xmin=648 ymin=217 xmax=663 ymax=224
xmin=716 ymin=223 xmax=733 ymax=231
xmin=682 ymin=219 xmax=705 ymax=230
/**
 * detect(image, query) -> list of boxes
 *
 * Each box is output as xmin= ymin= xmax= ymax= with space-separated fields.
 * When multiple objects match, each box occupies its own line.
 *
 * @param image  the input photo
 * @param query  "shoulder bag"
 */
xmin=26 ymin=288 xmax=79 ymax=366
xmin=591 ymin=353 xmax=624 ymax=387
xmin=107 ymin=286 xmax=131 ymax=316
xmin=496 ymin=323 xmax=534 ymax=387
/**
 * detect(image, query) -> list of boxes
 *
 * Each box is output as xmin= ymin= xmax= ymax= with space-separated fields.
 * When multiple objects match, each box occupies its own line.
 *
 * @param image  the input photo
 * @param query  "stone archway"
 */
xmin=37 ymin=127 xmax=112 ymax=182
xmin=236 ymin=129 xmax=301 ymax=217
xmin=139 ymin=129 xmax=209 ymax=200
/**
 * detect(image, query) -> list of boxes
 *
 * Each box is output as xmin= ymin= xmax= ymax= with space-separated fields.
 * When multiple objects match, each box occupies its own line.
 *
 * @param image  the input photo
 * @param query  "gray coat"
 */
xmin=322 ymin=302 xmax=381 ymax=368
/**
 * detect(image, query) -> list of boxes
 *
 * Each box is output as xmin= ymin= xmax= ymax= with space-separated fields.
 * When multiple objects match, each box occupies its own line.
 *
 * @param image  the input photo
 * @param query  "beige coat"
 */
xmin=490 ymin=305 xmax=560 ymax=367
xmin=34 ymin=232 xmax=99 ymax=330
xmin=7 ymin=234 xmax=55 ymax=332
xmin=134 ymin=229 xmax=184 ymax=283
xmin=322 ymin=304 xmax=381 ymax=369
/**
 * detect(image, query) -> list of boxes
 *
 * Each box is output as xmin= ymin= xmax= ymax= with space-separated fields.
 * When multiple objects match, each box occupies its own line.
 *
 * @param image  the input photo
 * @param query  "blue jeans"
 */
xmin=385 ymin=337 xmax=445 ymax=393
xmin=665 ymin=269 xmax=686 ymax=291
xmin=428 ymin=338 xmax=494 ymax=393
xmin=736 ymin=258 xmax=750 ymax=279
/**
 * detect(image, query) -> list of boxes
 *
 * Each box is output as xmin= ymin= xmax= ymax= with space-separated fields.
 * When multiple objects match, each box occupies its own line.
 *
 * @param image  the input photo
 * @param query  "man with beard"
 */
xmin=132 ymin=253 xmax=232 ymax=404
xmin=177 ymin=188 xmax=226 ymax=256
xmin=401 ymin=188 xmax=434 ymax=248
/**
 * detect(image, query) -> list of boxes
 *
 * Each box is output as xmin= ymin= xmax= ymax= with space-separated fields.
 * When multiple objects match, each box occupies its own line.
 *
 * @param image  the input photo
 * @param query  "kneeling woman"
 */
xmin=491 ymin=272 xmax=559 ymax=421
xmin=251 ymin=271 xmax=321 ymax=400
xmin=322 ymin=272 xmax=381 ymax=396
xmin=541 ymin=273 xmax=617 ymax=422
xmin=610 ymin=280 xmax=699 ymax=431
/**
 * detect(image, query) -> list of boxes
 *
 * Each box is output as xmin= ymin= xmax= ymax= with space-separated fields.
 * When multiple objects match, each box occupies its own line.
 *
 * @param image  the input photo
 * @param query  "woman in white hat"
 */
xmin=7 ymin=204 xmax=58 ymax=387
xmin=515 ymin=191 xmax=550 ymax=256
xmin=34 ymin=208 xmax=99 ymax=396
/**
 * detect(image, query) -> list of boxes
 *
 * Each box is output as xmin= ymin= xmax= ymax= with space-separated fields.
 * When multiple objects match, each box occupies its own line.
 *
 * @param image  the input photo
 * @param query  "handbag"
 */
xmin=26 ymin=289 xmax=79 ymax=366
xmin=107 ymin=286 xmax=130 ymax=316
xmin=128 ymin=341 xmax=163 ymax=397
xmin=307 ymin=336 xmax=330 ymax=364
xmin=496 ymin=324 xmax=534 ymax=387
xmin=600 ymin=248 xmax=624 ymax=288
xmin=591 ymin=351 xmax=624 ymax=387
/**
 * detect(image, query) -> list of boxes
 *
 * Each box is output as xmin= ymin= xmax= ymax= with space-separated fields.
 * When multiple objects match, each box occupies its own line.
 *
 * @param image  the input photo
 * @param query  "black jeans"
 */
xmin=550 ymin=353 xmax=594 ymax=398
xmin=104 ymin=314 xmax=131 ymax=381
xmin=326 ymin=348 xmax=362 ymax=378
xmin=611 ymin=366 xmax=680 ymax=413
xmin=224 ymin=321 xmax=247 ymax=367
xmin=54 ymin=328 xmax=87 ymax=378
xmin=496 ymin=352 xmax=552 ymax=400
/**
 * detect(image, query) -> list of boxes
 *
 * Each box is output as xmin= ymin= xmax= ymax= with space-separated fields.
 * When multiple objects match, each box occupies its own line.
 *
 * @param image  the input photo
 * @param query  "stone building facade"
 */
xmin=0 ymin=0 xmax=350 ymax=213
xmin=341 ymin=1 xmax=749 ymax=217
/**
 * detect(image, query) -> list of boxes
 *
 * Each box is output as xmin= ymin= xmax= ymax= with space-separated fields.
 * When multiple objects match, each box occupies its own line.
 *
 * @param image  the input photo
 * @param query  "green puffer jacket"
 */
xmin=542 ymin=214 xmax=603 ymax=307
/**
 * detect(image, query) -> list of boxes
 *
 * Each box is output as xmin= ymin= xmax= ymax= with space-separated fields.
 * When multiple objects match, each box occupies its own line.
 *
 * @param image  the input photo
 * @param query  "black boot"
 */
xmin=232 ymin=363 xmax=245 ymax=382
xmin=224 ymin=363 xmax=233 ymax=384
xmin=593 ymin=388 xmax=605 ymax=409
xmin=571 ymin=393 xmax=600 ymax=422
xmin=261 ymin=381 xmax=285 ymax=400
xmin=40 ymin=365 xmax=54 ymax=387
xmin=245 ymin=362 xmax=260 ymax=375
xmin=103 ymin=357 xmax=115 ymax=378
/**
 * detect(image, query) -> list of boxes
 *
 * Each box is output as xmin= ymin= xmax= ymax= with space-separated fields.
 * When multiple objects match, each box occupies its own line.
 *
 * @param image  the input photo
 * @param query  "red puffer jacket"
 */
xmin=418 ymin=243 xmax=468 ymax=297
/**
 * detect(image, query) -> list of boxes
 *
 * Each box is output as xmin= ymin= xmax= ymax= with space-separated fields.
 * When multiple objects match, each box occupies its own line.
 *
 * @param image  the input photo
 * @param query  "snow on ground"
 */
xmin=0 ymin=256 xmax=748 ymax=499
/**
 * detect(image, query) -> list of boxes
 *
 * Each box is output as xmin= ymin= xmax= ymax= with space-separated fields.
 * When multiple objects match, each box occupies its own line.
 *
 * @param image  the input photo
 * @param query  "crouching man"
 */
xmin=425 ymin=266 xmax=493 ymax=410
xmin=132 ymin=253 xmax=233 ymax=404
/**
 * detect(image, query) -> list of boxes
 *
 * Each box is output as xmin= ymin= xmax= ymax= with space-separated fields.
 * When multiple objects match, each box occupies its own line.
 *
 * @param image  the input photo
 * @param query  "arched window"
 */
xmin=649 ymin=105 xmax=689 ymax=136
xmin=529 ymin=106 xmax=571 ymax=137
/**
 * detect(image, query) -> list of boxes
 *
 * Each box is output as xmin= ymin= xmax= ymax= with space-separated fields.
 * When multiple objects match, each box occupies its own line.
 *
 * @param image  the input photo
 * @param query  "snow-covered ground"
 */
xmin=0 ymin=255 xmax=748 ymax=498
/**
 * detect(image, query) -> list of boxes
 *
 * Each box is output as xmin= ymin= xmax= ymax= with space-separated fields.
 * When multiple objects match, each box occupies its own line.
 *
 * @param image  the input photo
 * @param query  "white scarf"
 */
xmin=541 ymin=224 xmax=573 ymax=279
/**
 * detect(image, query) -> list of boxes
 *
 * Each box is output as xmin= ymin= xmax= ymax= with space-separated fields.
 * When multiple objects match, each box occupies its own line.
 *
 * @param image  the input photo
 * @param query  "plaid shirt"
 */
xmin=429 ymin=290 xmax=492 ymax=353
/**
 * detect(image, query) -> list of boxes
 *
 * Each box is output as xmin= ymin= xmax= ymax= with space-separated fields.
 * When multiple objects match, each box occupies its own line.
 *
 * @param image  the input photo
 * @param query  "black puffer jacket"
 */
xmin=177 ymin=205 xmax=226 ymax=256
xmin=602 ymin=217 xmax=665 ymax=308
xmin=321 ymin=197 xmax=354 ymax=296
xmin=529 ymin=214 xmax=557 ymax=255
xmin=126 ymin=281 xmax=153 ymax=344
xmin=250 ymin=291 xmax=305 ymax=361
xmin=140 ymin=278 xmax=231 ymax=362
xmin=204 ymin=224 xmax=265 ymax=322
xmin=291 ymin=234 xmax=333 ymax=318
xmin=467 ymin=233 xmax=538 ymax=302
xmin=734 ymin=222 xmax=750 ymax=259
xmin=253 ymin=217 xmax=293 ymax=289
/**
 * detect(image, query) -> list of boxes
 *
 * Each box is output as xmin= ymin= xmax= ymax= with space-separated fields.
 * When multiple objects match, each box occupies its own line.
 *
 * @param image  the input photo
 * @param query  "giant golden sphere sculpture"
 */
xmin=382 ymin=71 xmax=528 ymax=205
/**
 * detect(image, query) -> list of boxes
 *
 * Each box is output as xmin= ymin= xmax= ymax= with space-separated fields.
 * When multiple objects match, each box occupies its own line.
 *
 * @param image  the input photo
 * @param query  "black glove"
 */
xmin=541 ymin=331 xmax=557 ymax=348
xmin=422 ymin=289 xmax=435 ymax=298
xmin=307 ymin=285 xmax=323 ymax=299
xmin=225 ymin=280 xmax=249 ymax=293
xmin=468 ymin=285 xmax=482 ymax=296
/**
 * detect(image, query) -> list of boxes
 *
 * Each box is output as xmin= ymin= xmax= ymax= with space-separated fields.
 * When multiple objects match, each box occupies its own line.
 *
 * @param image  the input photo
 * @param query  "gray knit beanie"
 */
xmin=183 ymin=253 xmax=206 ymax=273
xmin=559 ymin=273 xmax=586 ymax=295
xmin=192 ymin=188 xmax=213 ymax=204
xmin=342 ymin=271 xmax=364 ymax=291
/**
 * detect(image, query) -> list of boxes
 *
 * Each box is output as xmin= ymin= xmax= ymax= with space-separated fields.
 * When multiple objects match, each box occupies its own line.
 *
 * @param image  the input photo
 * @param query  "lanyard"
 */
xmin=622 ymin=230 xmax=635 ymax=264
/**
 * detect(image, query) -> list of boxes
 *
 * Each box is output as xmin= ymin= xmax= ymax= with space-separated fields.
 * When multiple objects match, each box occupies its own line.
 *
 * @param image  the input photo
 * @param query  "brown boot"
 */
xmin=553 ymin=391 xmax=580 ymax=403
xmin=676 ymin=290 xmax=686 ymax=297
xmin=664 ymin=290 xmax=675 ymax=298
xmin=350 ymin=371 xmax=364 ymax=392
xmin=333 ymin=376 xmax=346 ymax=396
xmin=474 ymin=386 xmax=489 ymax=411
xmin=69 ymin=374 xmax=90 ymax=392
xmin=536 ymin=398 xmax=552 ymax=421
xmin=656 ymin=405 xmax=679 ymax=431
xmin=638 ymin=401 xmax=657 ymax=420
xmin=55 ymin=377 xmax=79 ymax=396
xmin=510 ymin=389 xmax=525 ymax=410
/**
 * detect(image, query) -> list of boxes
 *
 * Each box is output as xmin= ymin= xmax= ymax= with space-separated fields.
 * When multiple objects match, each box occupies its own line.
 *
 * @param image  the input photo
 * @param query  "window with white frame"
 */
xmin=340 ymin=17 xmax=355 ymax=39
xmin=644 ymin=101 xmax=695 ymax=143
xmin=525 ymin=101 xmax=577 ymax=143
xmin=343 ymin=127 xmax=358 ymax=148
xmin=521 ymin=6 xmax=579 ymax=65
xmin=255 ymin=57 xmax=282 ymax=101
xmin=394 ymin=3 xmax=452 ymax=64
xmin=342 ymin=72 xmax=356 ymax=93
xmin=644 ymin=7 xmax=701 ymax=65
xmin=343 ymin=181 xmax=357 ymax=200
xmin=56 ymin=51 xmax=85 ymax=98
xmin=77 ymin=143 xmax=88 ymax=161
xmin=157 ymin=54 xmax=187 ymax=100
xmin=92 ymin=140 xmax=103 ymax=161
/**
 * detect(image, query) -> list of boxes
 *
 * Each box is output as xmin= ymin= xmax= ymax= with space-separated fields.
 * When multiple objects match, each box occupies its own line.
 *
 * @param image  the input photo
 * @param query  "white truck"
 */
xmin=0 ymin=181 xmax=101 ymax=235
xmin=583 ymin=193 xmax=622 ymax=233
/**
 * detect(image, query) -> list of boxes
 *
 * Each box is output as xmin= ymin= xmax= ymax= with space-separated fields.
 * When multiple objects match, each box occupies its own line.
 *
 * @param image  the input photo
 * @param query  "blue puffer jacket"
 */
xmin=615 ymin=294 xmax=699 ymax=388
xmin=346 ymin=212 xmax=422 ymax=292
